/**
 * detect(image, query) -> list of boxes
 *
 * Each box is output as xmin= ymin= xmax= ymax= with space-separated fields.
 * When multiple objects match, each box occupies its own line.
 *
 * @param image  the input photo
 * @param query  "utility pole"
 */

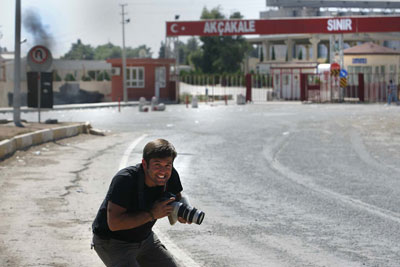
xmin=120 ymin=4 xmax=129 ymax=103
xmin=13 ymin=0 xmax=23 ymax=127
xmin=174 ymin=15 xmax=179 ymax=103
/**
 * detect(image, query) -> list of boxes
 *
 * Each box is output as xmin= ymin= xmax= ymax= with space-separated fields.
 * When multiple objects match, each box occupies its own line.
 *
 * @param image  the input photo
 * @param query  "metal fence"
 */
xmin=179 ymin=83 xmax=273 ymax=102
xmin=303 ymin=72 xmax=399 ymax=103
xmin=179 ymin=72 xmax=399 ymax=103
xmin=179 ymin=74 xmax=273 ymax=102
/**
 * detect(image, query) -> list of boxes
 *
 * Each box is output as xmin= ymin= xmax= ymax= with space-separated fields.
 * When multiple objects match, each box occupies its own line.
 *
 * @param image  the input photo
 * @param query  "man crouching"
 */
xmin=92 ymin=139 xmax=187 ymax=267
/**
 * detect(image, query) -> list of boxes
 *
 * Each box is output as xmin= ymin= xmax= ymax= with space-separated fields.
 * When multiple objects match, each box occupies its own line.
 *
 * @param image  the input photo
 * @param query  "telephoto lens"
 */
xmin=160 ymin=192 xmax=205 ymax=225
xmin=171 ymin=202 xmax=205 ymax=225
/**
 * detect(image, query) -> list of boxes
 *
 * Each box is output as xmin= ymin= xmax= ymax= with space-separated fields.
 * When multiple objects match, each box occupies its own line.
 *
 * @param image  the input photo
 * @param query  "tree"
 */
xmin=94 ymin=42 xmax=122 ymax=60
xmin=168 ymin=40 xmax=186 ymax=64
xmin=97 ymin=70 xmax=110 ymax=81
xmin=186 ymin=37 xmax=199 ymax=52
xmin=62 ymin=39 xmax=94 ymax=60
xmin=188 ymin=49 xmax=204 ymax=72
xmin=158 ymin=41 xmax=166 ymax=58
xmin=64 ymin=73 xmax=76 ymax=81
xmin=126 ymin=45 xmax=152 ymax=58
xmin=160 ymin=37 xmax=200 ymax=64
xmin=193 ymin=7 xmax=251 ymax=74
xmin=62 ymin=40 xmax=152 ymax=60
xmin=200 ymin=6 xmax=225 ymax=19
xmin=184 ymin=37 xmax=199 ymax=65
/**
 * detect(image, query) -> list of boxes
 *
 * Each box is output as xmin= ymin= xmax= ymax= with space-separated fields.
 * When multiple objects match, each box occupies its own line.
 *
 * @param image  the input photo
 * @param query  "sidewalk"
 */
xmin=0 ymin=101 xmax=130 ymax=160
xmin=0 ymin=120 xmax=91 ymax=160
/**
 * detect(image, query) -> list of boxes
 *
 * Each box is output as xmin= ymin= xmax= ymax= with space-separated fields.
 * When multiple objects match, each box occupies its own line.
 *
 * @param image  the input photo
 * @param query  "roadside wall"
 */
xmin=0 ymin=81 xmax=111 ymax=107
xmin=179 ymin=82 xmax=272 ymax=102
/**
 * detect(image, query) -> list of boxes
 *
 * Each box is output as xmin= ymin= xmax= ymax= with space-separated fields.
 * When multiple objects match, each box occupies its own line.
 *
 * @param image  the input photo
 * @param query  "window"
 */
xmin=155 ymin=67 xmax=166 ymax=88
xmin=380 ymin=65 xmax=385 ymax=74
xmin=111 ymin=67 xmax=120 ymax=76
xmin=126 ymin=67 xmax=144 ymax=88
xmin=389 ymin=65 xmax=396 ymax=82
xmin=363 ymin=66 xmax=372 ymax=83
xmin=390 ymin=64 xmax=396 ymax=73
xmin=380 ymin=65 xmax=386 ymax=81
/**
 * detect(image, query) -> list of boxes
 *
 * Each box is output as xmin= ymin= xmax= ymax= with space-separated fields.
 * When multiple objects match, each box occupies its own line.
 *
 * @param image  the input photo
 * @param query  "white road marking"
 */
xmin=119 ymin=134 xmax=202 ymax=267
xmin=119 ymin=134 xmax=147 ymax=170
xmin=153 ymin=227 xmax=203 ymax=267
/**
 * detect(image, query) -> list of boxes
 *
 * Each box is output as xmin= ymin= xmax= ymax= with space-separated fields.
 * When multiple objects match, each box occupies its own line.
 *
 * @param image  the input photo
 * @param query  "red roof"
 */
xmin=344 ymin=42 xmax=400 ymax=55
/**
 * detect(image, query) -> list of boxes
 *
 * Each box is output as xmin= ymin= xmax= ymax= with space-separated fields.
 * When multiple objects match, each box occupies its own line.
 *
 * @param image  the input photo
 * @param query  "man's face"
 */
xmin=142 ymin=157 xmax=173 ymax=187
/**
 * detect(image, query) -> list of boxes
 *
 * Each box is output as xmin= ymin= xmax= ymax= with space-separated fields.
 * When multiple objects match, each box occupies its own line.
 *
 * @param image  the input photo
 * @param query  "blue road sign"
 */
xmin=340 ymin=69 xmax=348 ymax=78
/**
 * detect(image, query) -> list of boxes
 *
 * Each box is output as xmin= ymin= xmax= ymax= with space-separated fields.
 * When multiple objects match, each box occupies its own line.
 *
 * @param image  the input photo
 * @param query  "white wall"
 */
xmin=179 ymin=82 xmax=272 ymax=102
xmin=0 ymin=80 xmax=111 ymax=107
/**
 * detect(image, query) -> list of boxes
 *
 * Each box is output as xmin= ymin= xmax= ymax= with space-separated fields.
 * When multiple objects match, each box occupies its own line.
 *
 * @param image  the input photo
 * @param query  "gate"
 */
xmin=301 ymin=73 xmax=392 ymax=103
xmin=300 ymin=73 xmax=342 ymax=102
xmin=300 ymin=73 xmax=320 ymax=102
xmin=344 ymin=73 xmax=398 ymax=103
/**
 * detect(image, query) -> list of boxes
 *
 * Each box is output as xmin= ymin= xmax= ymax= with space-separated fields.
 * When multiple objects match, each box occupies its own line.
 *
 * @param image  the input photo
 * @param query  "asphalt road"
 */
xmin=1 ymin=102 xmax=399 ymax=266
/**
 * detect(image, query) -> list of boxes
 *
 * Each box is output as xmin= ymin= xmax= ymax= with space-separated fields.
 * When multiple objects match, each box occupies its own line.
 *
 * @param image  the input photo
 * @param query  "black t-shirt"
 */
xmin=92 ymin=163 xmax=183 ymax=242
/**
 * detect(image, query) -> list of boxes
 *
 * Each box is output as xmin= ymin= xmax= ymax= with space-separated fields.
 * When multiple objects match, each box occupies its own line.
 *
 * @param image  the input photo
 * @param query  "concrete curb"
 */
xmin=0 ymin=122 xmax=91 ymax=161
xmin=0 ymin=101 xmax=139 ymax=113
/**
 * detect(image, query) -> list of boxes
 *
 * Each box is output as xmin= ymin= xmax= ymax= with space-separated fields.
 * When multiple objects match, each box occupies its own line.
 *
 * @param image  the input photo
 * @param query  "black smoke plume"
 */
xmin=23 ymin=9 xmax=54 ymax=48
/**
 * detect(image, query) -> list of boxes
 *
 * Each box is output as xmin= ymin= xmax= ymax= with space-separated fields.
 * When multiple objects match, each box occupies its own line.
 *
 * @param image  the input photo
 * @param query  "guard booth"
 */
xmin=27 ymin=72 xmax=53 ymax=108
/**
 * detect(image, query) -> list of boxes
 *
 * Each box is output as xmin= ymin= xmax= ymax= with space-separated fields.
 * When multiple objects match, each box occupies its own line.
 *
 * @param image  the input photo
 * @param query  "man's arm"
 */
xmin=107 ymin=197 xmax=175 ymax=231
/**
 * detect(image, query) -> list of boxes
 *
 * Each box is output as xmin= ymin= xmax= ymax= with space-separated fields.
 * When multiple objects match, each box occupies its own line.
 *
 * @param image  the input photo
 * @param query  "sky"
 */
xmin=0 ymin=0 xmax=267 ymax=58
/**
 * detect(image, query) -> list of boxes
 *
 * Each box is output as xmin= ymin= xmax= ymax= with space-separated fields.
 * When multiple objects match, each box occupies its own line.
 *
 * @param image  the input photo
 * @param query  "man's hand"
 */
xmin=151 ymin=197 xmax=175 ymax=219
xmin=178 ymin=217 xmax=192 ymax=224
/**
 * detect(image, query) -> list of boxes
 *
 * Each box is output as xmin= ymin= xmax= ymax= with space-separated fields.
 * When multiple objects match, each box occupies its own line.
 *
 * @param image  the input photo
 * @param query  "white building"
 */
xmin=0 ymin=56 xmax=112 ymax=107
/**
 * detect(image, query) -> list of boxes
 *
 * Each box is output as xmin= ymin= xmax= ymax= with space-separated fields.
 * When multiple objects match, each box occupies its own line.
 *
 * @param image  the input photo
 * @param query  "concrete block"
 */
xmin=0 ymin=139 xmax=16 ymax=159
xmin=15 ymin=133 xmax=33 ymax=150
xmin=41 ymin=129 xmax=54 ymax=143
xmin=52 ymin=127 xmax=66 ymax=140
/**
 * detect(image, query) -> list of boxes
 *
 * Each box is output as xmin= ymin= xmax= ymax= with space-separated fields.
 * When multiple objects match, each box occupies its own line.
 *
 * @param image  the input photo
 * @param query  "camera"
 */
xmin=160 ymin=192 xmax=205 ymax=225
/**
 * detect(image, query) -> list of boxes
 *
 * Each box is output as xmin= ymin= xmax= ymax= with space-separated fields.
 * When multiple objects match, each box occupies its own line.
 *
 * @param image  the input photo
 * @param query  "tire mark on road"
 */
xmin=350 ymin=129 xmax=400 ymax=175
xmin=263 ymin=133 xmax=400 ymax=225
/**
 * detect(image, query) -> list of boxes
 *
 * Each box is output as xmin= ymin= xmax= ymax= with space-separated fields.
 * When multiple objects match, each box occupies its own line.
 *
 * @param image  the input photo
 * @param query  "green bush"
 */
xmin=64 ymin=73 xmax=76 ymax=81
xmin=81 ymin=75 xmax=92 ymax=81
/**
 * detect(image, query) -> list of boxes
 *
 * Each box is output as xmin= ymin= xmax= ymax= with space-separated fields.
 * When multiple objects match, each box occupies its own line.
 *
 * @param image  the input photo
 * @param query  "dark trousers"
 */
xmin=92 ymin=232 xmax=180 ymax=267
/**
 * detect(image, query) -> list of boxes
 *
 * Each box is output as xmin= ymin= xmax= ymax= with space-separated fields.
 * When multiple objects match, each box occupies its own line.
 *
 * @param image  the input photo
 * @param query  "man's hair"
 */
xmin=143 ymin=139 xmax=177 ymax=164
